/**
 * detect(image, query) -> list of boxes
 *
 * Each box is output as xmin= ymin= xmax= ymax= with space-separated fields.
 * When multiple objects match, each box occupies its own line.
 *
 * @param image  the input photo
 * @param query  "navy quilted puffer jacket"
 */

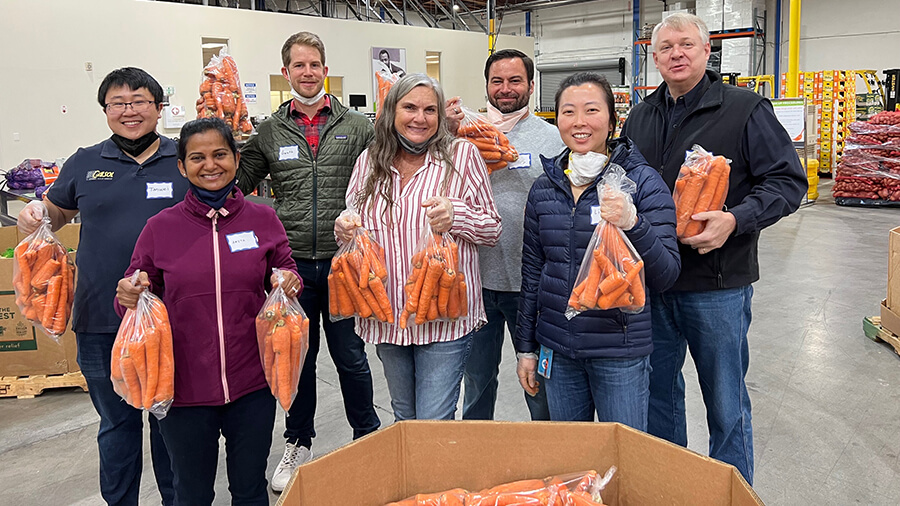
xmin=515 ymin=137 xmax=680 ymax=359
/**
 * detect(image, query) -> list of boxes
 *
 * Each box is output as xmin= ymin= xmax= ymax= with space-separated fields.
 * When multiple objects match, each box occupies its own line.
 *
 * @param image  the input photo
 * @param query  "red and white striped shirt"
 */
xmin=343 ymin=139 xmax=501 ymax=346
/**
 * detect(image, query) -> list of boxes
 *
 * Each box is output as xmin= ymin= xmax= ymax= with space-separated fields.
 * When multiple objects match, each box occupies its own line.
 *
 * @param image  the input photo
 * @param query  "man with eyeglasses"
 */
xmin=18 ymin=67 xmax=189 ymax=506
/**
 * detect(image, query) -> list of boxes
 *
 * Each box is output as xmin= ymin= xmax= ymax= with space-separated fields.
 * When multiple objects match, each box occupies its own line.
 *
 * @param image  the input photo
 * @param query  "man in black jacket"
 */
xmin=621 ymin=13 xmax=806 ymax=485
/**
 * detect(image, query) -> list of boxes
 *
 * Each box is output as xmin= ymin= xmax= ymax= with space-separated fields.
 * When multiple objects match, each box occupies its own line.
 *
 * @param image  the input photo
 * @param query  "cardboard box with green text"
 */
xmin=278 ymin=421 xmax=762 ymax=506
xmin=0 ymin=224 xmax=80 ymax=377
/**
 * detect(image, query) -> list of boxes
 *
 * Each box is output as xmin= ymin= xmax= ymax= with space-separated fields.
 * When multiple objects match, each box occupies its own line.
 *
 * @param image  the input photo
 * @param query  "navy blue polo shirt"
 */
xmin=47 ymin=137 xmax=190 ymax=334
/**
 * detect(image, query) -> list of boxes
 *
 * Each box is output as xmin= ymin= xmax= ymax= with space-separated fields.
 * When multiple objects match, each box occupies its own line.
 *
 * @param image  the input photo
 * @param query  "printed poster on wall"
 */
xmin=372 ymin=47 xmax=407 ymax=114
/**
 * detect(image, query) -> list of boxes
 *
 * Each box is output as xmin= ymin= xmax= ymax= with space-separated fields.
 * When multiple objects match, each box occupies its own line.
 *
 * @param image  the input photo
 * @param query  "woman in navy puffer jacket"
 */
xmin=515 ymin=73 xmax=680 ymax=431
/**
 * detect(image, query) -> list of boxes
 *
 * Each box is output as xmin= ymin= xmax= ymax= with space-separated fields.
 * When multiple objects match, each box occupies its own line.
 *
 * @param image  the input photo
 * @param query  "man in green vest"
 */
xmin=237 ymin=31 xmax=380 ymax=493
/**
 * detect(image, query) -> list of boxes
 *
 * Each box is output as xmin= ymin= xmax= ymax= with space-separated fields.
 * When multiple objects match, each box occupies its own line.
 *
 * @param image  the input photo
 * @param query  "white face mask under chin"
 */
xmin=291 ymin=86 xmax=326 ymax=106
xmin=566 ymin=151 xmax=609 ymax=187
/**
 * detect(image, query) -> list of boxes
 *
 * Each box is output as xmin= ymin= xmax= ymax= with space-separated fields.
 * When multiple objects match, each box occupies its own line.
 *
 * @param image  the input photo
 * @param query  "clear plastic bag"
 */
xmin=255 ymin=268 xmax=310 ymax=412
xmin=566 ymin=167 xmax=645 ymax=319
xmin=455 ymin=104 xmax=518 ymax=174
xmin=834 ymin=117 xmax=900 ymax=202
xmin=375 ymin=71 xmax=401 ymax=118
xmin=384 ymin=467 xmax=617 ymax=506
xmin=399 ymin=225 xmax=466 ymax=328
xmin=672 ymin=145 xmax=732 ymax=239
xmin=328 ymin=210 xmax=393 ymax=323
xmin=198 ymin=48 xmax=253 ymax=136
xmin=111 ymin=271 xmax=175 ymax=419
xmin=13 ymin=203 xmax=75 ymax=341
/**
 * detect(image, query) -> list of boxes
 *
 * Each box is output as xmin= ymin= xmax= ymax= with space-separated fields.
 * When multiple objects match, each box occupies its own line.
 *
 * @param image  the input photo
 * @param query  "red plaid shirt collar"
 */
xmin=289 ymin=95 xmax=331 ymax=157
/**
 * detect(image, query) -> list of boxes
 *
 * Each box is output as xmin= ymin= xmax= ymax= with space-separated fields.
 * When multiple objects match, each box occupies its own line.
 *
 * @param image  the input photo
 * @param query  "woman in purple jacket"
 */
xmin=115 ymin=118 xmax=301 ymax=505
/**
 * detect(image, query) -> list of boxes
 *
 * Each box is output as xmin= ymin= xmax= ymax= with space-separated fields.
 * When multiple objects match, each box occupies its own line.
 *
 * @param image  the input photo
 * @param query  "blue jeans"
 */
xmin=159 ymin=388 xmax=275 ymax=506
xmin=463 ymin=289 xmax=550 ymax=420
xmin=648 ymin=286 xmax=754 ymax=485
xmin=77 ymin=332 xmax=175 ymax=506
xmin=376 ymin=333 xmax=474 ymax=420
xmin=544 ymin=352 xmax=650 ymax=431
xmin=285 ymin=258 xmax=380 ymax=447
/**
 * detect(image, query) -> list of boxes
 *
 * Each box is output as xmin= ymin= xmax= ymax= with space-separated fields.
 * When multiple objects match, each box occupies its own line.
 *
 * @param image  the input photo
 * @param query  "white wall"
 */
xmin=0 ymin=0 xmax=532 ymax=168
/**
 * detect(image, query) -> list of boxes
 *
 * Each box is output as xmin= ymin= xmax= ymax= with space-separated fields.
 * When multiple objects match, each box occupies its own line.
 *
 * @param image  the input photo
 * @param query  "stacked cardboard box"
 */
xmin=882 ymin=228 xmax=900 ymax=336
xmin=720 ymin=39 xmax=752 ymax=77
xmin=723 ymin=0 xmax=763 ymax=30
xmin=696 ymin=0 xmax=724 ymax=31
xmin=0 ymin=224 xmax=80 ymax=378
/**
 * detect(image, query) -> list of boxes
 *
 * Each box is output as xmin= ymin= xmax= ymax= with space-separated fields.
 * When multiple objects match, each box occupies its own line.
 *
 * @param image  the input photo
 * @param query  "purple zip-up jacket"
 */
xmin=115 ymin=187 xmax=299 ymax=407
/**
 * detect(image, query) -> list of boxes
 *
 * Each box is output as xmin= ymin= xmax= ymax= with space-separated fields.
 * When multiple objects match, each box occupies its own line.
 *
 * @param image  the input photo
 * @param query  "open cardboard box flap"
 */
xmin=278 ymin=421 xmax=762 ymax=506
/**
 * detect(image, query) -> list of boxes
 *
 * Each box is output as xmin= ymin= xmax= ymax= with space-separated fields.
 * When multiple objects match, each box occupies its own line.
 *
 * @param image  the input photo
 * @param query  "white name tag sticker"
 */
xmin=278 ymin=145 xmax=300 ymax=160
xmin=226 ymin=231 xmax=259 ymax=252
xmin=146 ymin=182 xmax=173 ymax=199
xmin=590 ymin=205 xmax=603 ymax=225
xmin=508 ymin=153 xmax=532 ymax=170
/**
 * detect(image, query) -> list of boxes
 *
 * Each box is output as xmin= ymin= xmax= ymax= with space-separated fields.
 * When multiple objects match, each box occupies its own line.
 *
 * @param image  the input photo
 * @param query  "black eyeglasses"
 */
xmin=104 ymin=100 xmax=157 ymax=114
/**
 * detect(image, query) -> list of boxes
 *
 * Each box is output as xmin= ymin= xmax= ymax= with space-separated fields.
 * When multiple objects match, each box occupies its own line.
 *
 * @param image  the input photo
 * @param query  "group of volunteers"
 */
xmin=18 ymin=12 xmax=805 ymax=506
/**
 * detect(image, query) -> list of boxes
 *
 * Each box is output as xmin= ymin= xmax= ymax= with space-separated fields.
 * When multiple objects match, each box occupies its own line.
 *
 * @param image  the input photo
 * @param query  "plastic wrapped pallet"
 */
xmin=833 ymin=112 xmax=900 ymax=206
xmin=720 ymin=39 xmax=752 ymax=77
xmin=696 ymin=0 xmax=724 ymax=31
xmin=724 ymin=0 xmax=762 ymax=30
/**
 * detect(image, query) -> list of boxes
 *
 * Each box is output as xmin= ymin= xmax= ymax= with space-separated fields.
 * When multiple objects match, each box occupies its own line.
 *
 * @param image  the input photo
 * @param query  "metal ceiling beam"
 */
xmin=405 ymin=0 xmax=440 ymax=27
xmin=496 ymin=0 xmax=598 ymax=13
xmin=453 ymin=0 xmax=487 ymax=32
xmin=342 ymin=0 xmax=365 ymax=20
xmin=431 ymin=0 xmax=470 ymax=30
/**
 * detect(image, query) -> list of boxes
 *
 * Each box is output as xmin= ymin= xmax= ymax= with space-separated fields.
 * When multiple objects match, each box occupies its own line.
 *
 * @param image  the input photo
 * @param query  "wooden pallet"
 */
xmin=864 ymin=316 xmax=900 ymax=357
xmin=0 ymin=372 xmax=88 ymax=399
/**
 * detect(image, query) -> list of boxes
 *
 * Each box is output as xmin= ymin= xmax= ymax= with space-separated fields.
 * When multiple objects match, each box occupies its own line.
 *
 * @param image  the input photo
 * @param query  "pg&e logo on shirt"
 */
xmin=86 ymin=170 xmax=115 ymax=181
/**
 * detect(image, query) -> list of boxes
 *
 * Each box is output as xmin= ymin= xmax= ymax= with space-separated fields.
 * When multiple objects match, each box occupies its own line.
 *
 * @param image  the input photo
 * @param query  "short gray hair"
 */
xmin=651 ymin=13 xmax=710 ymax=51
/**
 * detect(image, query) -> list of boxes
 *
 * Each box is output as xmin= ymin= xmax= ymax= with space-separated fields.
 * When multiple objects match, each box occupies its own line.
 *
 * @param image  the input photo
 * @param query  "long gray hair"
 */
xmin=354 ymin=73 xmax=458 ymax=224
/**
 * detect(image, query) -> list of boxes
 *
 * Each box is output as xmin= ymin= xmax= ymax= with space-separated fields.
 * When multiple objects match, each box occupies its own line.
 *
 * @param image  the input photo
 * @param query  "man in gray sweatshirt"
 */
xmin=458 ymin=49 xmax=565 ymax=420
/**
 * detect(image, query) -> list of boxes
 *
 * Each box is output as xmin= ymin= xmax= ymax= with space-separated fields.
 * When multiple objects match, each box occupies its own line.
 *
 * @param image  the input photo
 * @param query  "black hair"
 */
xmin=484 ymin=49 xmax=535 ymax=83
xmin=554 ymin=72 xmax=617 ymax=135
xmin=379 ymin=49 xmax=390 ymax=58
xmin=97 ymin=67 xmax=165 ymax=108
xmin=176 ymin=118 xmax=237 ymax=162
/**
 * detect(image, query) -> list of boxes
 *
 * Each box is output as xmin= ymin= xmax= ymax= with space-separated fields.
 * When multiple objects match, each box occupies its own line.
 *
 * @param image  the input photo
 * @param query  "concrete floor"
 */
xmin=2 ymin=180 xmax=900 ymax=505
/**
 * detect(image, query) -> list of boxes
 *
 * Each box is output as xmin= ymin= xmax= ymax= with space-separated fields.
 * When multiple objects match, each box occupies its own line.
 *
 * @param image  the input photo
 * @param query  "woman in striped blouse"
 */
xmin=335 ymin=74 xmax=501 ymax=421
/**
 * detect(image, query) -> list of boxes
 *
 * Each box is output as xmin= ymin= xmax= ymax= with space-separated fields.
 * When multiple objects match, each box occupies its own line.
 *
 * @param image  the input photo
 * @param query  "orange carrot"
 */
xmin=272 ymin=322 xmax=293 ymax=410
xmin=569 ymin=279 xmax=587 ymax=309
xmin=41 ymin=275 xmax=63 ymax=330
xmin=338 ymin=269 xmax=373 ymax=318
xmin=578 ymin=259 xmax=603 ymax=308
xmin=360 ymin=286 xmax=387 ymax=321
xmin=327 ymin=273 xmax=339 ymax=316
xmin=415 ymin=258 xmax=444 ymax=325
xmin=330 ymin=262 xmax=355 ymax=317
xmin=625 ymin=260 xmax=645 ymax=307
xmin=597 ymin=270 xmax=626 ymax=295
xmin=142 ymin=326 xmax=160 ymax=409
xmin=427 ymin=296 xmax=439 ymax=321
xmin=120 ymin=352 xmax=142 ymax=407
xmin=437 ymin=268 xmax=456 ymax=316
xmin=404 ymin=264 xmax=425 ymax=313
xmin=369 ymin=276 xmax=394 ymax=324
xmin=50 ymin=266 xmax=69 ymax=335
xmin=597 ymin=281 xmax=629 ymax=310
xmin=30 ymin=258 xmax=60 ymax=290
xmin=149 ymin=301 xmax=175 ymax=403
xmin=457 ymin=273 xmax=468 ymax=317
xmin=675 ymin=171 xmax=705 ymax=237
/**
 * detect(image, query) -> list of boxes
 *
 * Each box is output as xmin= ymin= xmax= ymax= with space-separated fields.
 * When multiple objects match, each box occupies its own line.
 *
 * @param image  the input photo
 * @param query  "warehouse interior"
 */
xmin=1 ymin=0 xmax=899 ymax=504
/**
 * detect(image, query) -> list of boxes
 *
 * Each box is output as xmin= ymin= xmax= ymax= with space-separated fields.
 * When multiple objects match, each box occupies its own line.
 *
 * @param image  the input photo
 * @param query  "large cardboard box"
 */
xmin=888 ymin=227 xmax=900 ymax=310
xmin=0 ymin=224 xmax=80 ymax=377
xmin=279 ymin=421 xmax=762 ymax=506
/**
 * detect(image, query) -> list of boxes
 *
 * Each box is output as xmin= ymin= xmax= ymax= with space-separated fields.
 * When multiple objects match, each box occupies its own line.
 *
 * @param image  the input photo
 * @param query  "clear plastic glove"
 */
xmin=17 ymin=200 xmax=47 ymax=236
xmin=334 ymin=209 xmax=362 ymax=244
xmin=600 ymin=187 xmax=637 ymax=230
xmin=116 ymin=271 xmax=150 ymax=310
xmin=421 ymin=196 xmax=454 ymax=233
xmin=516 ymin=354 xmax=540 ymax=396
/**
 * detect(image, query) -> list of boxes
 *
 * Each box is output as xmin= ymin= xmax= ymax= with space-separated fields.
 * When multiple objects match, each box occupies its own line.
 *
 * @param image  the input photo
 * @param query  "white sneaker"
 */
xmin=271 ymin=441 xmax=313 ymax=492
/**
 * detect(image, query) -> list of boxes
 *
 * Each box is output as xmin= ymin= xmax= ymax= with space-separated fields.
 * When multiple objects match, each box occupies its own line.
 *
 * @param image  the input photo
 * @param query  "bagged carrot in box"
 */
xmin=673 ymin=145 xmax=731 ymax=239
xmin=328 ymin=210 xmax=393 ymax=323
xmin=13 ymin=202 xmax=76 ymax=342
xmin=399 ymin=225 xmax=466 ymax=329
xmin=256 ymin=268 xmax=310 ymax=412
xmin=566 ymin=166 xmax=646 ymax=319
xmin=455 ymin=104 xmax=518 ymax=174
xmin=111 ymin=270 xmax=175 ymax=419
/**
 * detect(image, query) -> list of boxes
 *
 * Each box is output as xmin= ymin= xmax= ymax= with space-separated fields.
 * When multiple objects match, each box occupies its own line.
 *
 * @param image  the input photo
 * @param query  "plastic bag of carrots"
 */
xmin=375 ymin=71 xmax=400 ymax=118
xmin=566 ymin=167 xmax=646 ymax=318
xmin=13 ymin=204 xmax=75 ymax=341
xmin=198 ymin=48 xmax=253 ymax=136
xmin=399 ymin=226 xmax=466 ymax=328
xmin=111 ymin=271 xmax=174 ymax=418
xmin=256 ymin=269 xmax=310 ymax=412
xmin=455 ymin=105 xmax=519 ymax=174
xmin=328 ymin=211 xmax=393 ymax=323
xmin=673 ymin=145 xmax=732 ymax=239
xmin=385 ymin=467 xmax=616 ymax=506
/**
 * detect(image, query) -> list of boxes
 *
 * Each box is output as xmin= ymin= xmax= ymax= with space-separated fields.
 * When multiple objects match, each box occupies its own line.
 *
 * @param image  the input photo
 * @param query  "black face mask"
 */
xmin=397 ymin=133 xmax=433 ymax=155
xmin=110 ymin=131 xmax=159 ymax=157
xmin=191 ymin=179 xmax=237 ymax=210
